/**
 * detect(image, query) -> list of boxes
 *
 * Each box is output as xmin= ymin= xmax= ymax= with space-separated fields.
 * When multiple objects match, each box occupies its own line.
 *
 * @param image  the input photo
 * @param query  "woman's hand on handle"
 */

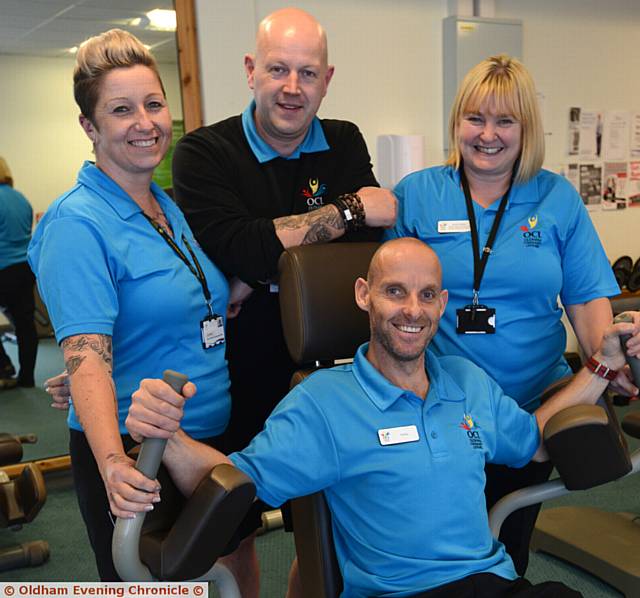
xmin=126 ymin=377 xmax=196 ymax=442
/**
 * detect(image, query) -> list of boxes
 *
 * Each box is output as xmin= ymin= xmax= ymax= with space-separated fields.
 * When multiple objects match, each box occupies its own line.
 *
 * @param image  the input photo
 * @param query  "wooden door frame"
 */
xmin=174 ymin=0 xmax=203 ymax=132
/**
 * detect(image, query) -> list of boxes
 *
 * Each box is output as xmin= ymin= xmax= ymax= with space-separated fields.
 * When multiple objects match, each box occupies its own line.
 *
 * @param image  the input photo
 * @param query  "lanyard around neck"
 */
xmin=459 ymin=166 xmax=515 ymax=304
xmin=142 ymin=213 xmax=213 ymax=315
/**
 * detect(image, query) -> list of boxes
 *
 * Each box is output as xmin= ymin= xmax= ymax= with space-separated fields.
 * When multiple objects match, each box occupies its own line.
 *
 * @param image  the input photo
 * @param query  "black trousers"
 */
xmin=408 ymin=572 xmax=581 ymax=598
xmin=223 ymin=290 xmax=296 ymax=454
xmin=485 ymin=460 xmax=555 ymax=576
xmin=70 ymin=430 xmax=139 ymax=581
xmin=0 ymin=261 xmax=37 ymax=385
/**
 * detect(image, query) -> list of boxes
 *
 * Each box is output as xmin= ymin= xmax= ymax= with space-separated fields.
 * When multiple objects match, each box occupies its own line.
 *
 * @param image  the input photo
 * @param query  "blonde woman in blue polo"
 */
xmin=28 ymin=30 xmax=236 ymax=582
xmin=384 ymin=55 xmax=622 ymax=575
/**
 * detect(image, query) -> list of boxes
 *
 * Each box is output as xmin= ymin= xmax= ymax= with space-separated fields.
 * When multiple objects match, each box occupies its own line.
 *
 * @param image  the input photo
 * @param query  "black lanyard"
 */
xmin=460 ymin=167 xmax=514 ymax=305
xmin=142 ymin=214 xmax=214 ymax=316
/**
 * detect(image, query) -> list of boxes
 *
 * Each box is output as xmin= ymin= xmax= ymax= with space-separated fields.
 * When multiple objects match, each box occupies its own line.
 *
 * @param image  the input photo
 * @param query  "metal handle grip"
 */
xmin=134 ymin=370 xmax=188 ymax=480
xmin=613 ymin=312 xmax=640 ymax=386
xmin=112 ymin=369 xmax=188 ymax=581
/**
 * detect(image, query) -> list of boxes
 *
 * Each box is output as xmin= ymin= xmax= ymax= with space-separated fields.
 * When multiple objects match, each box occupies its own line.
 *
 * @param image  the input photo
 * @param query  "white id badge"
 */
xmin=438 ymin=220 xmax=471 ymax=233
xmin=378 ymin=425 xmax=420 ymax=446
xmin=201 ymin=315 xmax=225 ymax=349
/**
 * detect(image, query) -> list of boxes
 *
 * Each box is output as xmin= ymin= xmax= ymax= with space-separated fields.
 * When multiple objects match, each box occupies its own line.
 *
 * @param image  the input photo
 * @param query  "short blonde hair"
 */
xmin=0 ymin=156 xmax=13 ymax=187
xmin=445 ymin=54 xmax=544 ymax=183
xmin=73 ymin=29 xmax=164 ymax=124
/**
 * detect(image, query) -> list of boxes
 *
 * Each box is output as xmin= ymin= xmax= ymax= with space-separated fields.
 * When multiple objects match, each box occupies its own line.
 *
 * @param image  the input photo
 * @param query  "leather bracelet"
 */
xmin=333 ymin=193 xmax=365 ymax=232
xmin=585 ymin=356 xmax=618 ymax=381
xmin=332 ymin=196 xmax=353 ymax=232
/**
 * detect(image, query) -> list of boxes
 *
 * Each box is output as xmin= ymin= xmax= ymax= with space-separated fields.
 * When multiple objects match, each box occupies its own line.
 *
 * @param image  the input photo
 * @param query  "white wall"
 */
xmin=0 ymin=55 xmax=182 ymax=215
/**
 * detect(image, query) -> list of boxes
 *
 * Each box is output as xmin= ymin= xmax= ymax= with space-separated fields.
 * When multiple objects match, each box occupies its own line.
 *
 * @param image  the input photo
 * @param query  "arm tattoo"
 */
xmin=65 ymin=355 xmax=86 ymax=375
xmin=274 ymin=205 xmax=345 ymax=245
xmin=62 ymin=334 xmax=113 ymax=375
xmin=302 ymin=223 xmax=334 ymax=244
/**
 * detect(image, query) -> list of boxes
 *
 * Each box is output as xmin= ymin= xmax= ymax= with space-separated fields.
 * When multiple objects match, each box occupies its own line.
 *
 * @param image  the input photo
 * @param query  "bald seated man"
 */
xmin=171 ymin=7 xmax=396 ymax=458
xmin=127 ymin=238 xmax=640 ymax=598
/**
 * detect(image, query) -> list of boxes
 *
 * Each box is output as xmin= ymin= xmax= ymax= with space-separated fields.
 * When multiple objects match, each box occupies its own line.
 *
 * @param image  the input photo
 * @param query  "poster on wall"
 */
xmin=567 ymin=107 xmax=580 ymax=156
xmin=557 ymin=163 xmax=580 ymax=192
xmin=601 ymin=162 xmax=627 ymax=210
xmin=630 ymin=113 xmax=640 ymax=159
xmin=578 ymin=110 xmax=603 ymax=161
xmin=602 ymin=111 xmax=630 ymax=161
xmin=579 ymin=164 xmax=602 ymax=210
xmin=628 ymin=161 xmax=640 ymax=207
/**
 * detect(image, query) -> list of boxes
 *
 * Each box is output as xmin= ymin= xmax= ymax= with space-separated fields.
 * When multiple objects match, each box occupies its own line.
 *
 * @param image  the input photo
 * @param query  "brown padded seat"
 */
xmin=279 ymin=242 xmax=379 ymax=598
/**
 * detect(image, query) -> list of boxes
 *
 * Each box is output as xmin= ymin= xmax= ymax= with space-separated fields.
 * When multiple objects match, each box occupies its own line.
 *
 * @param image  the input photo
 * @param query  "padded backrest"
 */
xmin=279 ymin=243 xmax=378 ymax=364
xmin=278 ymin=243 xmax=379 ymax=598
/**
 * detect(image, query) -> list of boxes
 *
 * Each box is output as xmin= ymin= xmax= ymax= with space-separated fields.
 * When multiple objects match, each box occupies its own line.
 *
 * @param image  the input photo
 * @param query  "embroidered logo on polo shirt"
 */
xmin=301 ymin=178 xmax=327 ymax=210
xmin=460 ymin=413 xmax=483 ymax=449
xmin=519 ymin=214 xmax=542 ymax=248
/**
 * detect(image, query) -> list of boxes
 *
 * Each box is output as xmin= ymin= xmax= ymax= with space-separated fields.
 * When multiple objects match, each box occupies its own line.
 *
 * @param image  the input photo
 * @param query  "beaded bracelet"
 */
xmin=333 ymin=193 xmax=365 ymax=232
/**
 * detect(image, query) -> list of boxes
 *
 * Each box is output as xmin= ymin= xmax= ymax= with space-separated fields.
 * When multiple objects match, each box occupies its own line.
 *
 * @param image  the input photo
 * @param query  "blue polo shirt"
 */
xmin=385 ymin=166 xmax=619 ymax=411
xmin=230 ymin=344 xmax=539 ymax=597
xmin=241 ymin=100 xmax=330 ymax=162
xmin=28 ymin=162 xmax=231 ymax=438
xmin=0 ymin=184 xmax=32 ymax=270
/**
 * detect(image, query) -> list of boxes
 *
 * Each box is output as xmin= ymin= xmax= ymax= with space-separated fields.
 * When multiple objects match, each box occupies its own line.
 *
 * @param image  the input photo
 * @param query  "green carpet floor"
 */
xmin=1 ymin=338 xmax=637 ymax=596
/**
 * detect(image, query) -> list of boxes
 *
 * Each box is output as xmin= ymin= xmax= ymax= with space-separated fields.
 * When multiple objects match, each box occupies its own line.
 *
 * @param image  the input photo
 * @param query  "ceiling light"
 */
xmin=145 ymin=9 xmax=176 ymax=31
xmin=67 ymin=46 xmax=78 ymax=54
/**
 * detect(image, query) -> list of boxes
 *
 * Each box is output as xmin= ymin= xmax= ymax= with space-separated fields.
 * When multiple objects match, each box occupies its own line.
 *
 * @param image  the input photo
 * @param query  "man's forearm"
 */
xmin=532 ymin=363 xmax=610 ymax=461
xmin=274 ymin=204 xmax=345 ymax=248
xmin=164 ymin=429 xmax=232 ymax=497
xmin=273 ymin=186 xmax=397 ymax=249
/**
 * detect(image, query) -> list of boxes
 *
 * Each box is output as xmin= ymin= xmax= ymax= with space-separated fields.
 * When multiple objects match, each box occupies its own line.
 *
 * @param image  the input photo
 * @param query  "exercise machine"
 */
xmin=525 ymin=312 xmax=640 ymax=597
xmin=277 ymin=243 xmax=640 ymax=598
xmin=112 ymin=371 xmax=256 ymax=598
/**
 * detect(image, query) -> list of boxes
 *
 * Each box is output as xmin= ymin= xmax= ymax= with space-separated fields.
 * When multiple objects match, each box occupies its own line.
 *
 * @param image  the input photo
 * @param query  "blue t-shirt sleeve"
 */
xmin=33 ymin=217 xmax=119 ymax=342
xmin=487 ymin=379 xmax=540 ymax=467
xmin=229 ymin=385 xmax=341 ymax=507
xmin=558 ymin=190 xmax=619 ymax=305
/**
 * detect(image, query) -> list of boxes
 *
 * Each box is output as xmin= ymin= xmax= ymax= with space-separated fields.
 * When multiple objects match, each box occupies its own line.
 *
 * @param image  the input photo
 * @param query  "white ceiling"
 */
xmin=0 ymin=0 xmax=178 ymax=63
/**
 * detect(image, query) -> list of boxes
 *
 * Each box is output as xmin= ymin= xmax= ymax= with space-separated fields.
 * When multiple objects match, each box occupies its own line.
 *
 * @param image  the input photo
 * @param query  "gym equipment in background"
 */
xmin=627 ymin=259 xmax=640 ymax=293
xmin=0 ymin=433 xmax=49 ymax=572
xmin=612 ymin=256 xmax=633 ymax=290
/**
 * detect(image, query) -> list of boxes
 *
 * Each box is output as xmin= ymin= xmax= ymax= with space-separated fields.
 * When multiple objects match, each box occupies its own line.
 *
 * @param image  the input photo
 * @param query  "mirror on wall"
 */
xmin=0 ymin=0 xmax=184 ymax=461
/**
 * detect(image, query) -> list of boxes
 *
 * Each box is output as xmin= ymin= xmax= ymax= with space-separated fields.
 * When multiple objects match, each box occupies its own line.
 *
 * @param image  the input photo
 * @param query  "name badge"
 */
xmin=201 ymin=314 xmax=225 ymax=349
xmin=438 ymin=220 xmax=470 ymax=233
xmin=378 ymin=425 xmax=419 ymax=446
xmin=456 ymin=305 xmax=496 ymax=334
